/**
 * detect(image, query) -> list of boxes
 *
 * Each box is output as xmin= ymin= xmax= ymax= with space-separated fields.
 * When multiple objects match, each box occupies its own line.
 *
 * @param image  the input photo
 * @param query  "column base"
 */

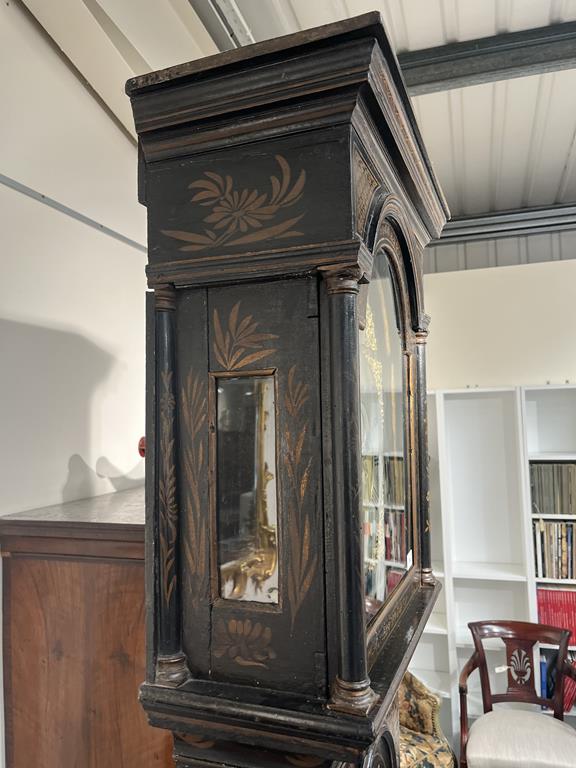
xmin=328 ymin=676 xmax=378 ymax=716
xmin=155 ymin=652 xmax=190 ymax=687
xmin=421 ymin=568 xmax=436 ymax=586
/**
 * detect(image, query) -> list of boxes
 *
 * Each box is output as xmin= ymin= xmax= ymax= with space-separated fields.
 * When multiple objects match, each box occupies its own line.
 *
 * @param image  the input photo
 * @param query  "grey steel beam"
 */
xmin=432 ymin=203 xmax=576 ymax=246
xmin=399 ymin=22 xmax=576 ymax=95
xmin=0 ymin=173 xmax=146 ymax=253
xmin=187 ymin=0 xmax=254 ymax=51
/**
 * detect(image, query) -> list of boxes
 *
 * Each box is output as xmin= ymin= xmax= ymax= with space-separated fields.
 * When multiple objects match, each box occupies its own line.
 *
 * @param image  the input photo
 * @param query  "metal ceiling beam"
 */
xmin=432 ymin=203 xmax=576 ymax=246
xmin=187 ymin=0 xmax=254 ymax=51
xmin=399 ymin=22 xmax=576 ymax=95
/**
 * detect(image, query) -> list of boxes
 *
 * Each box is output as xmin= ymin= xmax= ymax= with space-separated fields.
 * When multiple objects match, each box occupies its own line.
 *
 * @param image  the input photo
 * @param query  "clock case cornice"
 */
xmin=127 ymin=12 xmax=448 ymax=276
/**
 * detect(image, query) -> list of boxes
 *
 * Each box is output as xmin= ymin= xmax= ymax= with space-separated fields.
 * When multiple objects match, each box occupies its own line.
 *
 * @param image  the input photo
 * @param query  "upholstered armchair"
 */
xmin=459 ymin=620 xmax=576 ymax=768
xmin=398 ymin=671 xmax=455 ymax=768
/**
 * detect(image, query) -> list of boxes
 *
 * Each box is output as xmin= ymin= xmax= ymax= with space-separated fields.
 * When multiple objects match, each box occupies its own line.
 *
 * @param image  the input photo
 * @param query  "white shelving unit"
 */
xmin=410 ymin=385 xmax=576 ymax=746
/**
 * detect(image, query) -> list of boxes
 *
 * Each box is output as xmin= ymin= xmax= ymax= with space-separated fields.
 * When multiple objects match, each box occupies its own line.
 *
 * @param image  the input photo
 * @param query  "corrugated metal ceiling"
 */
xmin=234 ymin=0 xmax=576 ymax=217
xmin=17 ymin=0 xmax=576 ymax=264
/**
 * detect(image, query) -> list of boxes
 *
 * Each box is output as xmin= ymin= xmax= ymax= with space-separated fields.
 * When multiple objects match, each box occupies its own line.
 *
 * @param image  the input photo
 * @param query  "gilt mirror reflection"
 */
xmin=216 ymin=375 xmax=279 ymax=603
xmin=360 ymin=253 xmax=410 ymax=621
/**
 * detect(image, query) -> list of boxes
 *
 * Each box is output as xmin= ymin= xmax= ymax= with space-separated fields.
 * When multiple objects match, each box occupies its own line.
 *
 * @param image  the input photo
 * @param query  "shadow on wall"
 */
xmin=0 ymin=318 xmax=142 ymax=513
xmin=97 ymin=456 xmax=144 ymax=492
xmin=63 ymin=455 xmax=144 ymax=502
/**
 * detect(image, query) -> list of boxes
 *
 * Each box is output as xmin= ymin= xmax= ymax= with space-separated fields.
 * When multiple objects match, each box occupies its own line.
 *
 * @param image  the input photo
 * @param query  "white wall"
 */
xmin=425 ymin=258 xmax=576 ymax=390
xmin=0 ymin=1 xmax=147 ymax=516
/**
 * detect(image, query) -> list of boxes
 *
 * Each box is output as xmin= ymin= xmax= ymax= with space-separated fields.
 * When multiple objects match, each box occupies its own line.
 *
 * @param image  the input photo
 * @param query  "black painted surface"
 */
xmin=128 ymin=12 xmax=448 ymax=768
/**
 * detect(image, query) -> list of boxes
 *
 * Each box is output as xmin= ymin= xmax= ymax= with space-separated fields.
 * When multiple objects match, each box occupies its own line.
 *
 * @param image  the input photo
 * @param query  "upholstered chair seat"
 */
xmin=466 ymin=709 xmax=576 ymax=768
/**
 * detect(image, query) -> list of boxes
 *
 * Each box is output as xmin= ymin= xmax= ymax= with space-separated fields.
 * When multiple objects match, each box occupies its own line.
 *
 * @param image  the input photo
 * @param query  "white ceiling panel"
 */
xmin=286 ymin=0 xmax=349 ymax=32
xmin=21 ymin=0 xmax=217 ymax=135
xmin=95 ymin=0 xmax=217 ymax=72
xmin=21 ymin=0 xmax=137 ymax=134
xmin=1 ymin=1 xmax=145 ymax=243
xmin=524 ymin=69 xmax=576 ymax=206
xmin=236 ymin=0 xmax=298 ymax=41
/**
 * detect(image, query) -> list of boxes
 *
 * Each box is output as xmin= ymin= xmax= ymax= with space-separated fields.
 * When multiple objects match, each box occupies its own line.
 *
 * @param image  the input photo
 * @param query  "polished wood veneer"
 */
xmin=0 ymin=488 xmax=173 ymax=768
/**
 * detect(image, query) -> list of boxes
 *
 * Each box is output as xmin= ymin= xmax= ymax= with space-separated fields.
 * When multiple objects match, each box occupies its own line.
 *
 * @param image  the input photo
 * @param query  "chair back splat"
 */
xmin=468 ymin=620 xmax=570 ymax=719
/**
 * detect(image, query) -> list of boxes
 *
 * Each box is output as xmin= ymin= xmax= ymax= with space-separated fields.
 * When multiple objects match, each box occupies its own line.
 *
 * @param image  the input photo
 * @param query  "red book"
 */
xmin=538 ymin=589 xmax=576 ymax=643
xmin=386 ymin=568 xmax=404 ymax=593
xmin=564 ymin=661 xmax=576 ymax=712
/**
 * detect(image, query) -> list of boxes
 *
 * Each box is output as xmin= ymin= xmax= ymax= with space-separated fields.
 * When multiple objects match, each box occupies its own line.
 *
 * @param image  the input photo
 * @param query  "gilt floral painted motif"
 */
xmin=162 ymin=155 xmax=306 ymax=252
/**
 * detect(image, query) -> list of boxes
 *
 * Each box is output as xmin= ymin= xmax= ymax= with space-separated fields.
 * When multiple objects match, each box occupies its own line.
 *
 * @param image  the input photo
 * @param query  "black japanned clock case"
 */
xmin=126 ymin=12 xmax=448 ymax=768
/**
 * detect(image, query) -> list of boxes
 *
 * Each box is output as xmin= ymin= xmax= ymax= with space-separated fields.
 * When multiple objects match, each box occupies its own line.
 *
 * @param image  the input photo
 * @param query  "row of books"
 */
xmin=532 ymin=519 xmax=576 ymax=579
xmin=364 ymin=563 xmax=405 ymax=604
xmin=382 ymin=455 xmax=405 ymax=506
xmin=531 ymin=461 xmax=576 ymax=517
xmin=363 ymin=507 xmax=407 ymax=565
xmin=362 ymin=455 xmax=380 ymax=505
xmin=540 ymin=649 xmax=576 ymax=712
xmin=384 ymin=508 xmax=407 ymax=563
xmin=537 ymin=588 xmax=576 ymax=641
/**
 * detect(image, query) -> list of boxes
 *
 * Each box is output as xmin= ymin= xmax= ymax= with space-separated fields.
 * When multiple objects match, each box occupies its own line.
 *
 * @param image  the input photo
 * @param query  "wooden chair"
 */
xmin=459 ymin=620 xmax=576 ymax=768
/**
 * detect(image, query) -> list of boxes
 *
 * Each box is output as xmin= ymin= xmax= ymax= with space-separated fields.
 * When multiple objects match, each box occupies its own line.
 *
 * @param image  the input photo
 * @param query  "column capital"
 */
xmin=155 ymin=283 xmax=176 ymax=311
xmin=321 ymin=266 xmax=365 ymax=295
xmin=414 ymin=329 xmax=428 ymax=345
xmin=414 ymin=313 xmax=431 ymax=343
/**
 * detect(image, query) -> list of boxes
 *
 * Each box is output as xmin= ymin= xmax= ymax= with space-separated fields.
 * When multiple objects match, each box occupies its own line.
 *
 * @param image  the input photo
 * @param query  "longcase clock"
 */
xmin=126 ymin=12 xmax=449 ymax=768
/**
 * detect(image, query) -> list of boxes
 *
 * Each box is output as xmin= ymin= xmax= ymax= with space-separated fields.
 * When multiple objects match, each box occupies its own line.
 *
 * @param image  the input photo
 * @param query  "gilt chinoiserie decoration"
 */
xmin=127 ymin=12 xmax=448 ymax=768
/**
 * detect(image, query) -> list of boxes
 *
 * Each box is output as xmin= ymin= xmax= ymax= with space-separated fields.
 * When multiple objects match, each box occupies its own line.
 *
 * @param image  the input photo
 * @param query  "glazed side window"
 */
xmin=360 ymin=254 xmax=410 ymax=621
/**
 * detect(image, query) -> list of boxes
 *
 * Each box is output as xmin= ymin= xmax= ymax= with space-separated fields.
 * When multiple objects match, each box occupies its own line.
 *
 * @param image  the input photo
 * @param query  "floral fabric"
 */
xmin=397 ymin=672 xmax=455 ymax=768
xmin=398 ymin=671 xmax=441 ymax=735
xmin=399 ymin=727 xmax=454 ymax=768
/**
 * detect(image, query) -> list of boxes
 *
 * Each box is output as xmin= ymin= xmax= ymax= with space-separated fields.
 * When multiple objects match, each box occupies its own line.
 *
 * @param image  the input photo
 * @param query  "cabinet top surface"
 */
xmin=126 ymin=12 xmax=384 ymax=94
xmin=0 ymin=487 xmax=144 ymax=537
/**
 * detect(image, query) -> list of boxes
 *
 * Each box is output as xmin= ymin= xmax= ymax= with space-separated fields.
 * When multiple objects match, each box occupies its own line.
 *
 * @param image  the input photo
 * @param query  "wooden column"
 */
xmin=414 ymin=326 xmax=434 ymax=585
xmin=154 ymin=284 xmax=188 ymax=685
xmin=324 ymin=269 xmax=377 ymax=715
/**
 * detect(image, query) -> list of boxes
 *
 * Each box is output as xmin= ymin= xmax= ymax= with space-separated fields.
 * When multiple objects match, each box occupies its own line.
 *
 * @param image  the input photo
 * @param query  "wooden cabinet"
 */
xmin=0 ymin=488 xmax=173 ymax=768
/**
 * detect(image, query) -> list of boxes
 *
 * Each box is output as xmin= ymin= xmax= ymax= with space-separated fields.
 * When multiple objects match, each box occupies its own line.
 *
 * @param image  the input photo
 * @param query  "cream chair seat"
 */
xmin=466 ymin=709 xmax=576 ymax=768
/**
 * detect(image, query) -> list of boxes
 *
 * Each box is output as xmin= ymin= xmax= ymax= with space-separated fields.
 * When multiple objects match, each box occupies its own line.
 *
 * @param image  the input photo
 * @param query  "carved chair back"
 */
xmin=469 ymin=620 xmax=571 ymax=719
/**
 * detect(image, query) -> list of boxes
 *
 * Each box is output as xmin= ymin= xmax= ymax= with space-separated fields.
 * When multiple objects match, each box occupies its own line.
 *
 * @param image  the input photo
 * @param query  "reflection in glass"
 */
xmin=216 ymin=375 xmax=278 ymax=603
xmin=359 ymin=255 xmax=409 ymax=620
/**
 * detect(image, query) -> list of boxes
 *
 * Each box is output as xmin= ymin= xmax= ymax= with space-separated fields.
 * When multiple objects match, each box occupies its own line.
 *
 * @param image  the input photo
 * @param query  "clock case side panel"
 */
xmin=166 ymin=274 xmax=328 ymax=696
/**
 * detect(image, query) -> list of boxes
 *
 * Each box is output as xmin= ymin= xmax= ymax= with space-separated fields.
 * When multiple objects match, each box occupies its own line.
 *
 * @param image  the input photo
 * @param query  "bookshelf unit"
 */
xmin=410 ymin=385 xmax=576 ymax=744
